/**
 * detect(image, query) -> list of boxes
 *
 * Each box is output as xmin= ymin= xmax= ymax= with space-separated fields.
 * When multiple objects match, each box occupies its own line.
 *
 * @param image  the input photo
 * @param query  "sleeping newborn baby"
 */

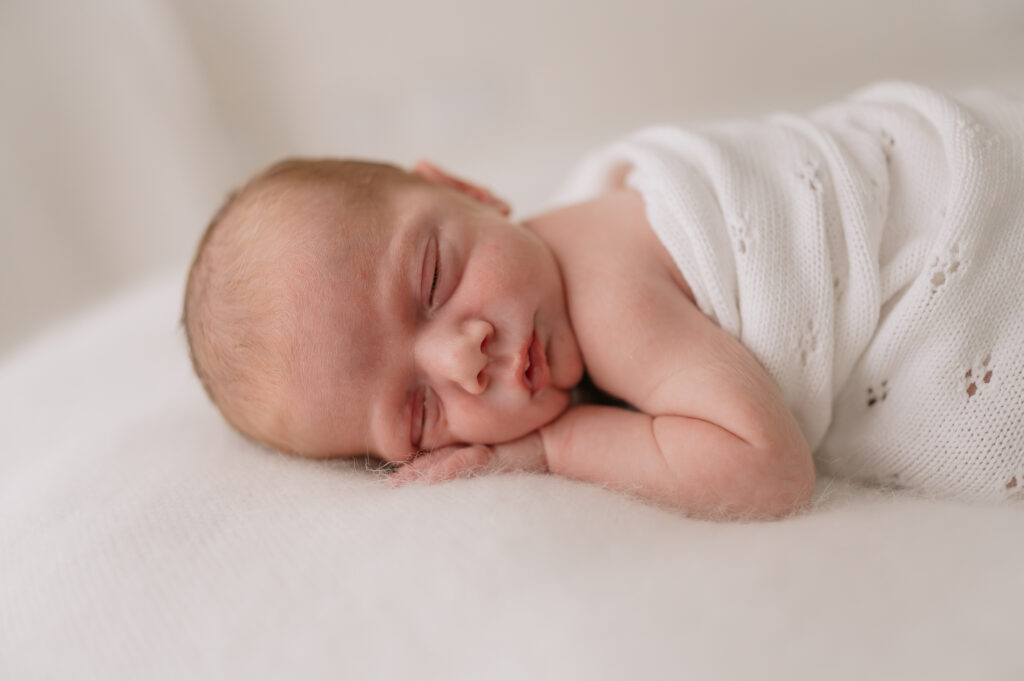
xmin=184 ymin=81 xmax=1024 ymax=517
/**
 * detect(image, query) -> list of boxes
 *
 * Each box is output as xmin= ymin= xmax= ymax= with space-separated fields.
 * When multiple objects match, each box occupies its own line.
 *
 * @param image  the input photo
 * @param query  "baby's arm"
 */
xmin=538 ymin=404 xmax=811 ymax=518
xmin=534 ymin=219 xmax=815 ymax=517
xmin=538 ymin=289 xmax=813 ymax=517
xmin=389 ymin=404 xmax=810 ymax=519
xmin=390 ymin=401 xmax=810 ymax=519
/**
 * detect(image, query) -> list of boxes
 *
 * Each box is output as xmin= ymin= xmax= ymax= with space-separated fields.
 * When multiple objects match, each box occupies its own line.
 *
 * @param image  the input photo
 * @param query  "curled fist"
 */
xmin=388 ymin=431 xmax=547 ymax=486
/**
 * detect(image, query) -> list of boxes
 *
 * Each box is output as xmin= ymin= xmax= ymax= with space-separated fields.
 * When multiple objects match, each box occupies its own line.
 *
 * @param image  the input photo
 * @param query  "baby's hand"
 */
xmin=387 ymin=432 xmax=546 ymax=486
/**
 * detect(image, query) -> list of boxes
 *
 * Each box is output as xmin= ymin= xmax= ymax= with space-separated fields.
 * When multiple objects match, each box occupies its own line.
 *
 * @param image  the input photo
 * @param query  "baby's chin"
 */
xmin=483 ymin=387 xmax=573 ymax=445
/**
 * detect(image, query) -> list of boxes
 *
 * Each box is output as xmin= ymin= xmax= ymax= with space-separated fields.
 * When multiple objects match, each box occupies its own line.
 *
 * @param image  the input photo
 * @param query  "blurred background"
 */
xmin=2 ymin=0 xmax=1023 ymax=357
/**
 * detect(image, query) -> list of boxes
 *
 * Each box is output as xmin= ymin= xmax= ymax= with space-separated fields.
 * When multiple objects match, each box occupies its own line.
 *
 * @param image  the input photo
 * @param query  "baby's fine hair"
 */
xmin=182 ymin=158 xmax=403 ymax=450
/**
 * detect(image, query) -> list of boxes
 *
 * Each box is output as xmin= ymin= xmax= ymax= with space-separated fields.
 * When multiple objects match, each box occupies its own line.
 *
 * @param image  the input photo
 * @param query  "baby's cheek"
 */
xmin=532 ymin=388 xmax=570 ymax=424
xmin=455 ymin=394 xmax=566 ymax=445
xmin=550 ymin=329 xmax=585 ymax=390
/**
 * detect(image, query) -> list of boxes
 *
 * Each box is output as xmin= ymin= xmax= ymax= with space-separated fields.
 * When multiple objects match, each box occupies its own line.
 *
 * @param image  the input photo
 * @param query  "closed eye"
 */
xmin=428 ymin=248 xmax=440 ymax=306
xmin=411 ymin=387 xmax=426 ymax=450
xmin=423 ymin=232 xmax=461 ymax=312
xmin=419 ymin=389 xmax=429 ymax=448
xmin=412 ymin=386 xmax=440 ymax=451
xmin=422 ymin=234 xmax=442 ymax=309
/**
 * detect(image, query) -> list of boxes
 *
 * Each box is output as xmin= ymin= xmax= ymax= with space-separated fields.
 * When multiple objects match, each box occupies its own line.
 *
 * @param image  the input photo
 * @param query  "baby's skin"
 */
xmin=195 ymin=160 xmax=814 ymax=518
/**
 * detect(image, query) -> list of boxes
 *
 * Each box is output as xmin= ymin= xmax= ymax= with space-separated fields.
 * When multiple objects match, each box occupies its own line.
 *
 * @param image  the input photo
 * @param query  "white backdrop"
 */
xmin=2 ymin=0 xmax=1023 ymax=356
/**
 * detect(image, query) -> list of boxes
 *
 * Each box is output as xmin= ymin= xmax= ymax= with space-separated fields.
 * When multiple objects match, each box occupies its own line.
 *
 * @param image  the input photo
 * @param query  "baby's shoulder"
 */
xmin=538 ymin=186 xmax=694 ymax=305
xmin=536 ymin=187 xmax=713 ymax=401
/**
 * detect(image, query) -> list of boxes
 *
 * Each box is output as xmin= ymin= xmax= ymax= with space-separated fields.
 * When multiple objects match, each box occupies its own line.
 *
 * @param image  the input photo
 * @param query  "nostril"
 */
xmin=476 ymin=369 xmax=488 ymax=390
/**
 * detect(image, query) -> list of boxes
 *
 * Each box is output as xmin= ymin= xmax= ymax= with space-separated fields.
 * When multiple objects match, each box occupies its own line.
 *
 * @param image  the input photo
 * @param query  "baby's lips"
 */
xmin=527 ymin=333 xmax=550 ymax=395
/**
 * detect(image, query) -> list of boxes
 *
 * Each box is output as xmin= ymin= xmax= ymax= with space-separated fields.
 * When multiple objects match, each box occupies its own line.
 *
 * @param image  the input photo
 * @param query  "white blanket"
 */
xmin=2 ymin=274 xmax=1024 ymax=680
xmin=556 ymin=82 xmax=1024 ymax=500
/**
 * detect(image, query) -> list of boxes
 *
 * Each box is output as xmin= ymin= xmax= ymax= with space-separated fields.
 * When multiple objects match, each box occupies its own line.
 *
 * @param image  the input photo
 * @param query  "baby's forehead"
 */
xmin=266 ymin=177 xmax=398 ymax=370
xmin=234 ymin=172 xmax=397 ymax=266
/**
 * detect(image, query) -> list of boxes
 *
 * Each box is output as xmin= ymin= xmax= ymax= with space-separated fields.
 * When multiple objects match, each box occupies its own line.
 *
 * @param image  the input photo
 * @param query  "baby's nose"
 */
xmin=423 ymin=318 xmax=493 ymax=395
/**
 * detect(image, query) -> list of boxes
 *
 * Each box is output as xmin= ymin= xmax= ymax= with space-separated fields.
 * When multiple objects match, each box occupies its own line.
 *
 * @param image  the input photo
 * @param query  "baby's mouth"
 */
xmin=524 ymin=330 xmax=550 ymax=395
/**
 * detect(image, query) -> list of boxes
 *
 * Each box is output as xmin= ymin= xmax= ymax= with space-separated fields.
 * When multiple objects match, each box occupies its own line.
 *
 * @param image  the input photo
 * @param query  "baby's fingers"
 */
xmin=388 ymin=445 xmax=494 ymax=487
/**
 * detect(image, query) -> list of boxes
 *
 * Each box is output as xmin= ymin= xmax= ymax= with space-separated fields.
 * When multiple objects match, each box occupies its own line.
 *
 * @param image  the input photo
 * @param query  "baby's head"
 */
xmin=183 ymin=158 xmax=584 ymax=462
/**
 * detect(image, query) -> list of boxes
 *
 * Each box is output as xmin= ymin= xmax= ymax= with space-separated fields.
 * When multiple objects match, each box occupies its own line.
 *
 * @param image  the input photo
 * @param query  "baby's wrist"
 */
xmin=493 ymin=431 xmax=548 ymax=474
xmin=536 ymin=404 xmax=590 ymax=476
xmin=526 ymin=430 xmax=548 ymax=473
xmin=536 ymin=419 xmax=564 ymax=474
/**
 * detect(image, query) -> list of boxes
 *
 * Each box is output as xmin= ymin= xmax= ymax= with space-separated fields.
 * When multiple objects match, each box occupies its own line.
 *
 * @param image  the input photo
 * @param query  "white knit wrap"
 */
xmin=555 ymin=82 xmax=1024 ymax=500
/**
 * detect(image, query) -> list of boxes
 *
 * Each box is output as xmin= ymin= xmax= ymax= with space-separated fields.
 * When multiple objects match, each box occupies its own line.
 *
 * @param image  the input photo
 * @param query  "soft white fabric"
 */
xmin=554 ymin=82 xmax=1024 ymax=500
xmin=2 ymin=273 xmax=1024 ymax=680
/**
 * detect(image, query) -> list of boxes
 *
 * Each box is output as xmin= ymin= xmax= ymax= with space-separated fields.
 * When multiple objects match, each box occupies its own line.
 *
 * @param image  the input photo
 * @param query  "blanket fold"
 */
xmin=556 ymin=82 xmax=1024 ymax=500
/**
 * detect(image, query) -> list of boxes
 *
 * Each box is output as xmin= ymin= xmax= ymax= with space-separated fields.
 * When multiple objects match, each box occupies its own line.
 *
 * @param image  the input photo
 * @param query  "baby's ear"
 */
xmin=413 ymin=160 xmax=511 ymax=216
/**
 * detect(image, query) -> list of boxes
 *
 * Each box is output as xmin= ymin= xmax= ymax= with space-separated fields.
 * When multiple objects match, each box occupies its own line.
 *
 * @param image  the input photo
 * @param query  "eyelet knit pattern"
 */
xmin=555 ymin=82 xmax=1024 ymax=500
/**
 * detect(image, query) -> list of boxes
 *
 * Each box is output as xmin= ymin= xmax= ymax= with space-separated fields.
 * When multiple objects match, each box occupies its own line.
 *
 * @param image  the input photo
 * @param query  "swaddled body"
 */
xmin=558 ymin=82 xmax=1024 ymax=499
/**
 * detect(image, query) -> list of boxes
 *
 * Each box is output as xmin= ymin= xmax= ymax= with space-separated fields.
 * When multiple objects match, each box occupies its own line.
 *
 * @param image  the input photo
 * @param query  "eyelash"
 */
xmin=428 ymin=243 xmax=441 ymax=307
xmin=413 ymin=387 xmax=429 ymax=450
